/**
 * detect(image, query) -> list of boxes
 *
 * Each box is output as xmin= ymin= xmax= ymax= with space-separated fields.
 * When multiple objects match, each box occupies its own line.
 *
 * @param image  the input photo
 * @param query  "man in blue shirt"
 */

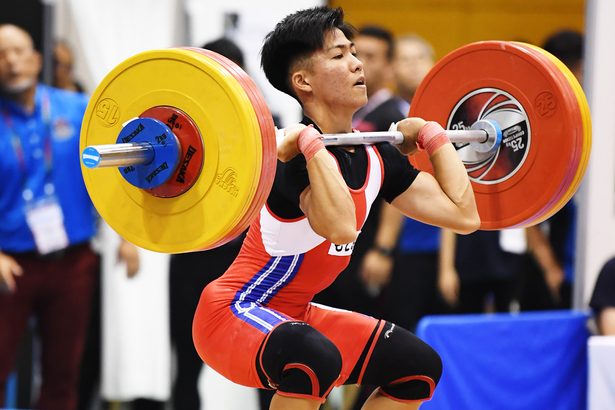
xmin=0 ymin=23 xmax=99 ymax=410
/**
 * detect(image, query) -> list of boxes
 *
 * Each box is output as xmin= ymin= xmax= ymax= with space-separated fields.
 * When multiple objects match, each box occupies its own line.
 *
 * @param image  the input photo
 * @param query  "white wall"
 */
xmin=54 ymin=0 xmax=323 ymax=127
xmin=53 ymin=0 xmax=186 ymax=92
xmin=186 ymin=0 xmax=324 ymax=126
xmin=576 ymin=0 xmax=615 ymax=307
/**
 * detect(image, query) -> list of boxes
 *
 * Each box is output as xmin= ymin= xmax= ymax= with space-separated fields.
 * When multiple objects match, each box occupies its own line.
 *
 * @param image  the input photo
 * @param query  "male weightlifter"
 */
xmin=193 ymin=7 xmax=480 ymax=410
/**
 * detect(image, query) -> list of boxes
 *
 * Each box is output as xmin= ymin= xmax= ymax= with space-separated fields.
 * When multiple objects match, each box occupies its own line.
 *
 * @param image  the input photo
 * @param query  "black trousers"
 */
xmin=457 ymin=278 xmax=517 ymax=313
xmin=519 ymin=255 xmax=572 ymax=311
xmin=383 ymin=251 xmax=449 ymax=331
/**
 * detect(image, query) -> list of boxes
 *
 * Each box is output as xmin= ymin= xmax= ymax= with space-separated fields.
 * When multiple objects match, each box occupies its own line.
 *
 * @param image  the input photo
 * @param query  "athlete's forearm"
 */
xmin=429 ymin=144 xmax=480 ymax=233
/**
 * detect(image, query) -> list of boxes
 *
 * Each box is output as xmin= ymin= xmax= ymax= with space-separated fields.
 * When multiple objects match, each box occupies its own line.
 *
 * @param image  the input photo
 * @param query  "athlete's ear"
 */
xmin=291 ymin=70 xmax=312 ymax=94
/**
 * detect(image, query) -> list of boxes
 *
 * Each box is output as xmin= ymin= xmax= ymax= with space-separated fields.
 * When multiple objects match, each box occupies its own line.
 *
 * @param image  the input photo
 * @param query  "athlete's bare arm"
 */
xmin=300 ymin=151 xmax=358 ymax=244
xmin=391 ymin=118 xmax=480 ymax=234
xmin=278 ymin=124 xmax=358 ymax=245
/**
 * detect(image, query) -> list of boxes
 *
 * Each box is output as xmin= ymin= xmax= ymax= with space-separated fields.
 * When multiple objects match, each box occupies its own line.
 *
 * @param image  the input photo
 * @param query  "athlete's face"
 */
xmin=303 ymin=29 xmax=367 ymax=110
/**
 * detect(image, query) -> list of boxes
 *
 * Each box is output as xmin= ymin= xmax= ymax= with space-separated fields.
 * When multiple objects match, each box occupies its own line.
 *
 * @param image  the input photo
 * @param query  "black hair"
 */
xmin=542 ymin=30 xmax=583 ymax=69
xmin=260 ymin=6 xmax=355 ymax=101
xmin=203 ymin=37 xmax=245 ymax=68
xmin=358 ymin=25 xmax=395 ymax=60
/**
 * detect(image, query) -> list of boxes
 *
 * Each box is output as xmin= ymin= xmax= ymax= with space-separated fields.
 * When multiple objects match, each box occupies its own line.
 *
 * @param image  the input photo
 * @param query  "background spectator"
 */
xmin=383 ymin=33 xmax=447 ymax=332
xmin=0 ymin=24 xmax=100 ymax=410
xmin=590 ymin=257 xmax=615 ymax=335
xmin=52 ymin=40 xmax=84 ymax=93
xmin=521 ymin=30 xmax=584 ymax=311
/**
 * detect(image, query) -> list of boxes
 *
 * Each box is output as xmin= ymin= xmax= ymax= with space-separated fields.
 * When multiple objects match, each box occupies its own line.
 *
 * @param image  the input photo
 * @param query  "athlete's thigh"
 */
xmin=193 ymin=283 xmax=293 ymax=388
xmin=304 ymin=302 xmax=379 ymax=384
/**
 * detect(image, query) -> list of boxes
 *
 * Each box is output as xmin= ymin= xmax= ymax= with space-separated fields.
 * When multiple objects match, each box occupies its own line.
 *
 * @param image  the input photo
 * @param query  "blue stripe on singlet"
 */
xmin=230 ymin=254 xmax=304 ymax=333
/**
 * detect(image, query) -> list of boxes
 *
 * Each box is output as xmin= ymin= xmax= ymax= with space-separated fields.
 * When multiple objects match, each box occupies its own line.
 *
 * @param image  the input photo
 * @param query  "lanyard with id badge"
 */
xmin=4 ymin=92 xmax=69 ymax=255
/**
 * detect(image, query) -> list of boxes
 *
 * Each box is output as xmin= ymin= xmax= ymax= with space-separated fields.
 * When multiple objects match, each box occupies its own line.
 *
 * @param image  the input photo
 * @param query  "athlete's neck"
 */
xmin=303 ymin=104 xmax=353 ymax=134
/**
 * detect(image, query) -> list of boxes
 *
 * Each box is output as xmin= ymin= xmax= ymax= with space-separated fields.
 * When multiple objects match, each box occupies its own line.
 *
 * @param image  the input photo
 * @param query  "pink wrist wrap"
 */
xmin=298 ymin=125 xmax=325 ymax=161
xmin=418 ymin=121 xmax=450 ymax=156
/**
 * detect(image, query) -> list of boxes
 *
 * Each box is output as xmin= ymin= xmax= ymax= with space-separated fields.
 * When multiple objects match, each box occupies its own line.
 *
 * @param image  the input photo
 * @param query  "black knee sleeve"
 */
xmin=359 ymin=322 xmax=442 ymax=401
xmin=257 ymin=322 xmax=342 ymax=401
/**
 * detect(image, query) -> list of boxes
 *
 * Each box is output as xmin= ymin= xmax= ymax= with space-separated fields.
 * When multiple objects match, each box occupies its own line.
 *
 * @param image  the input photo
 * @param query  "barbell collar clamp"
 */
xmin=467 ymin=119 xmax=502 ymax=153
xmin=82 ymin=117 xmax=182 ymax=190
xmin=321 ymin=119 xmax=502 ymax=153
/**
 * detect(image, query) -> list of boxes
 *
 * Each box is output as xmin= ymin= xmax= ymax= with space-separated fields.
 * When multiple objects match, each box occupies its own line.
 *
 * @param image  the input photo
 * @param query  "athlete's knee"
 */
xmin=358 ymin=322 xmax=442 ymax=401
xmin=380 ymin=324 xmax=442 ymax=401
xmin=422 ymin=342 xmax=443 ymax=384
xmin=260 ymin=322 xmax=342 ymax=400
xmin=386 ymin=342 xmax=442 ymax=400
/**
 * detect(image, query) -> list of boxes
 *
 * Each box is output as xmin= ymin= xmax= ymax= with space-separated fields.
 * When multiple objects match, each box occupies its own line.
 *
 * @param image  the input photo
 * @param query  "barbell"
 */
xmin=80 ymin=42 xmax=591 ymax=253
xmin=82 ymin=118 xmax=501 ymax=173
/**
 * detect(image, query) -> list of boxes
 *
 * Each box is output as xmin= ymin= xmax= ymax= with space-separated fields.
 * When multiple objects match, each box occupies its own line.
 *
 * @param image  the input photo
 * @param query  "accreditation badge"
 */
xmin=24 ymin=189 xmax=69 ymax=255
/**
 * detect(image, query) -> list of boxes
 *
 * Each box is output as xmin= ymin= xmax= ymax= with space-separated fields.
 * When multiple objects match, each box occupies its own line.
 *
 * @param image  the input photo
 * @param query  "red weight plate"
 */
xmin=140 ymin=106 xmax=204 ymax=198
xmin=184 ymin=48 xmax=277 ymax=248
xmin=409 ymin=41 xmax=583 ymax=230
xmin=187 ymin=48 xmax=277 ymax=247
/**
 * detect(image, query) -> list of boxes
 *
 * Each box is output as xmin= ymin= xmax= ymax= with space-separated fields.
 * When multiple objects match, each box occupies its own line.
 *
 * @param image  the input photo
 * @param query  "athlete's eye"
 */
xmin=333 ymin=54 xmax=343 ymax=59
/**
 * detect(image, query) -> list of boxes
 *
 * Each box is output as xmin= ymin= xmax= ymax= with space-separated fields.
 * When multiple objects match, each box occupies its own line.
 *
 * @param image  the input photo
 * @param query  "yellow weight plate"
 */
xmin=532 ymin=45 xmax=591 ymax=223
xmin=515 ymin=43 xmax=591 ymax=226
xmin=512 ymin=43 xmax=583 ymax=227
xmin=81 ymin=49 xmax=269 ymax=253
